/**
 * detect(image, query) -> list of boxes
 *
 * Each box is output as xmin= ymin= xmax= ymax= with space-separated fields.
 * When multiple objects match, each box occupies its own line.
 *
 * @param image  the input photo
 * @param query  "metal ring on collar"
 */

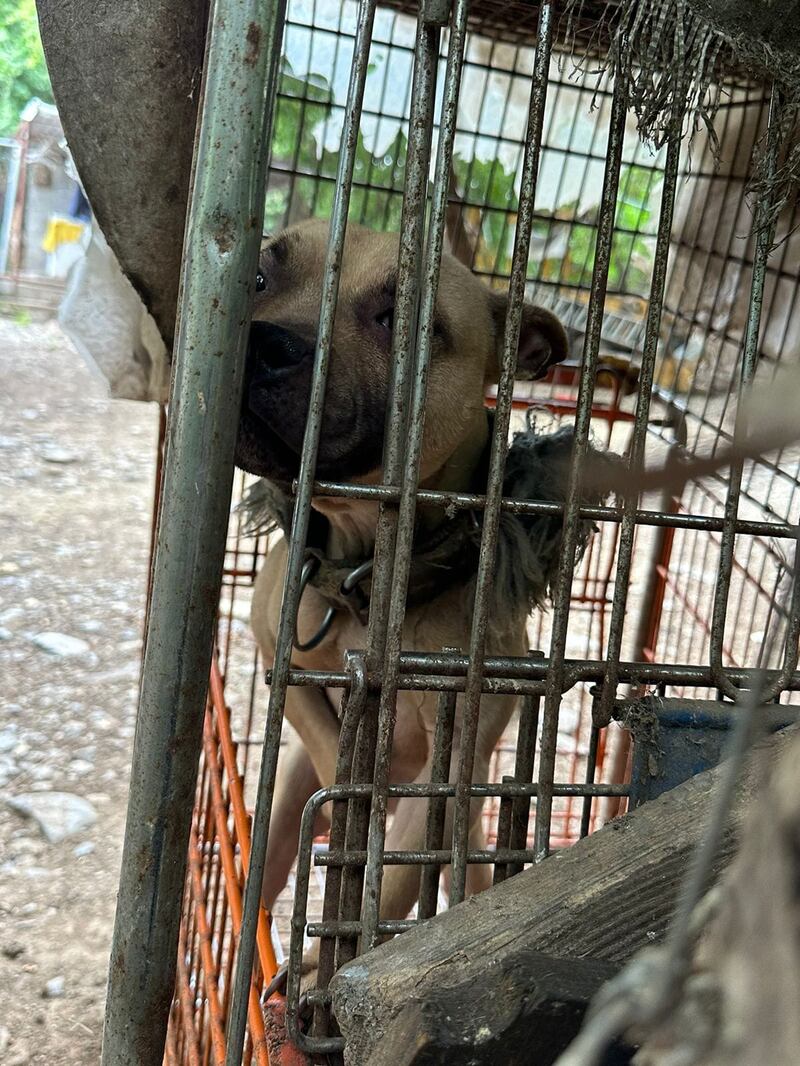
xmin=293 ymin=556 xmax=374 ymax=652
xmin=340 ymin=558 xmax=374 ymax=594
xmin=293 ymin=557 xmax=336 ymax=653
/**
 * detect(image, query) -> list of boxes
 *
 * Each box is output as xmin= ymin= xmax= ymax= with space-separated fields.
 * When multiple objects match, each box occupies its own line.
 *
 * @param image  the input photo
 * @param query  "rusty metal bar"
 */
xmin=534 ymin=70 xmax=629 ymax=862
xmin=286 ymin=791 xmax=349 ymax=1055
xmin=360 ymin=0 xmax=468 ymax=950
xmin=580 ymin=723 xmax=602 ymax=839
xmin=203 ymin=708 xmax=270 ymax=1066
xmin=448 ymin=0 xmax=554 ymax=904
xmin=313 ymin=653 xmax=368 ymax=1034
xmin=101 ymin=2 xmax=285 ymax=1062
xmin=225 ymin=2 xmax=378 ymax=1061
xmin=268 ymin=658 xmax=800 ymax=693
xmin=210 ymin=662 xmax=277 ymax=979
xmin=596 ymin=102 xmax=684 ymax=727
xmin=303 ymin=479 xmax=800 ymax=538
xmin=503 ymin=656 xmax=543 ymax=879
xmin=493 ymin=779 xmax=515 ymax=886
xmin=186 ymin=823 xmax=228 ymax=1066
xmin=334 ymin=693 xmax=380 ymax=972
xmin=418 ymin=686 xmax=458 ymax=918
xmin=302 ymin=780 xmax=631 ymax=807
xmin=175 ymin=944 xmax=202 ymax=1066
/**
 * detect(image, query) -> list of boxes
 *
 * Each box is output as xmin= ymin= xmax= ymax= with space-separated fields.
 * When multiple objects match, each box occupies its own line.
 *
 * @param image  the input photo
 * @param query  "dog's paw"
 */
xmin=262 ymin=961 xmax=289 ymax=1001
xmin=262 ymin=944 xmax=320 ymax=1003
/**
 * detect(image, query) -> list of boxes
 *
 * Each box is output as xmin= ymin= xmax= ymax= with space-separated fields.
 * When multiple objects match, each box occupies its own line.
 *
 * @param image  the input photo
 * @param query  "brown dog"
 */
xmin=235 ymin=218 xmax=570 ymax=946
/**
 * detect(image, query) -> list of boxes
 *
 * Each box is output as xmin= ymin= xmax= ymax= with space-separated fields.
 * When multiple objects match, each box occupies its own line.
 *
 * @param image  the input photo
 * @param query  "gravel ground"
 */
xmin=4 ymin=310 xmax=792 ymax=1064
xmin=0 ymin=317 xmax=159 ymax=1065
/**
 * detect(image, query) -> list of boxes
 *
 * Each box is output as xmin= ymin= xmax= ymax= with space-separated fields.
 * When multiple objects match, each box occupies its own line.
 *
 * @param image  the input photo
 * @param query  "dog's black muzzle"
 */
xmin=236 ymin=319 xmax=385 ymax=482
xmin=245 ymin=321 xmax=314 ymax=426
xmin=247 ymin=321 xmax=314 ymax=382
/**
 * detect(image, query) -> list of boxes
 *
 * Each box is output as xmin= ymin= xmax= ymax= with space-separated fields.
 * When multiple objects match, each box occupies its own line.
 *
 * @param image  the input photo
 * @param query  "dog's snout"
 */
xmin=248 ymin=322 xmax=313 ymax=379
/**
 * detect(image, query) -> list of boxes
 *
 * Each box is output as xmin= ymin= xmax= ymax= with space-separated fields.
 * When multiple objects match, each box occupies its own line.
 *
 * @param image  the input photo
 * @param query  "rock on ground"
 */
xmin=4 ymin=793 xmax=98 ymax=844
xmin=30 ymin=632 xmax=91 ymax=657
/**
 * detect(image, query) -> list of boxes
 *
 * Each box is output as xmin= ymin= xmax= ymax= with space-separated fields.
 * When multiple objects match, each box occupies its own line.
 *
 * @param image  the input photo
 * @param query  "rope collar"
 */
xmin=237 ymin=412 xmax=618 ymax=653
xmin=293 ymin=510 xmax=479 ymax=650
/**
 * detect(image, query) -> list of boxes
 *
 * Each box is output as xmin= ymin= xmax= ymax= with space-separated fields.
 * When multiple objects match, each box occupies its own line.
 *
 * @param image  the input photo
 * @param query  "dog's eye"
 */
xmin=255 ymin=270 xmax=266 ymax=293
xmin=375 ymin=307 xmax=394 ymax=334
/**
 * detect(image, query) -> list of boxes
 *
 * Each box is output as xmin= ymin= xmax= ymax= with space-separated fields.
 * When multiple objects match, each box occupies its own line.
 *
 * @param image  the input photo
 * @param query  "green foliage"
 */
xmin=0 ymin=0 xmax=54 ymax=136
xmin=266 ymin=59 xmax=407 ymax=234
xmin=537 ymin=164 xmax=663 ymax=295
xmin=267 ymin=61 xmax=663 ymax=296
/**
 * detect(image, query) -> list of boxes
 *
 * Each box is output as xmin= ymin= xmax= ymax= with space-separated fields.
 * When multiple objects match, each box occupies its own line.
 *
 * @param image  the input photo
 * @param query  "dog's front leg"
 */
xmin=281 ymin=684 xmax=342 ymax=792
xmin=261 ymin=728 xmax=328 ymax=910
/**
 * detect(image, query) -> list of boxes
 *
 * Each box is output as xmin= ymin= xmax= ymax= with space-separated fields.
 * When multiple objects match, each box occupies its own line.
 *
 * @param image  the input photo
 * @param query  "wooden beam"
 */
xmin=330 ymin=729 xmax=793 ymax=1065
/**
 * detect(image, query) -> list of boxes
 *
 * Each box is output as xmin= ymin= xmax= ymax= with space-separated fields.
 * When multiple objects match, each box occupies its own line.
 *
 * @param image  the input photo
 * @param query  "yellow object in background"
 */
xmin=41 ymin=216 xmax=85 ymax=253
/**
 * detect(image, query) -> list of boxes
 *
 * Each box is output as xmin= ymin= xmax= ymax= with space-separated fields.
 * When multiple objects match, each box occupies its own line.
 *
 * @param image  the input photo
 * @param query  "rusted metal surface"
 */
xmin=533 ymin=71 xmax=629 ymax=862
xmin=451 ymin=0 xmax=555 ymax=897
xmin=418 ymin=686 xmax=458 ymax=916
xmin=140 ymin=2 xmax=800 ymax=1062
xmin=165 ymin=660 xmax=277 ymax=1065
xmin=101 ymin=1 xmax=286 ymax=1062
xmin=225 ymin=2 xmax=380 ymax=1062
xmin=262 ymin=997 xmax=311 ymax=1066
xmin=709 ymin=90 xmax=800 ymax=703
xmin=360 ymin=0 xmax=468 ymax=949
xmin=594 ymin=105 xmax=684 ymax=729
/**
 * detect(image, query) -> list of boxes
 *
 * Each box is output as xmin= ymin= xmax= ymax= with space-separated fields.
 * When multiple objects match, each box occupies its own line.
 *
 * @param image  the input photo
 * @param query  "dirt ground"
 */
xmin=0 ymin=316 xmax=159 ymax=1065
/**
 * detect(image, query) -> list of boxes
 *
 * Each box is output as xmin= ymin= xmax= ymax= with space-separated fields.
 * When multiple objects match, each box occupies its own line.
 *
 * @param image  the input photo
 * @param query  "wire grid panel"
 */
xmin=644 ymin=83 xmax=800 ymax=696
xmin=164 ymin=2 xmax=800 ymax=1063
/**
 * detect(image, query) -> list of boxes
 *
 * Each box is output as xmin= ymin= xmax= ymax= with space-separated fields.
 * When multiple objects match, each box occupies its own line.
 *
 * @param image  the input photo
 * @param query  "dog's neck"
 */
xmin=312 ymin=408 xmax=490 ymax=561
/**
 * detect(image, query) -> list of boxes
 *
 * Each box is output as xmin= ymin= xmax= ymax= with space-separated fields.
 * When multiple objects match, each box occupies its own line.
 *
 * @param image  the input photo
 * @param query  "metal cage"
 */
xmin=100 ymin=2 xmax=800 ymax=1065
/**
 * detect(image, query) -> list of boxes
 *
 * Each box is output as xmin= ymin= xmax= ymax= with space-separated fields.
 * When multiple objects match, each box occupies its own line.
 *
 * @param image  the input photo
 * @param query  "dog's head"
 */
xmin=235 ymin=219 xmax=568 ymax=484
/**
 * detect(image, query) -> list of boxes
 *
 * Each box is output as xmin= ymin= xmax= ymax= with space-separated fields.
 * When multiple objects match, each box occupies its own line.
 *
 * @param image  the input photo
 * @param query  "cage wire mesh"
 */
xmin=162 ymin=1 xmax=800 ymax=1063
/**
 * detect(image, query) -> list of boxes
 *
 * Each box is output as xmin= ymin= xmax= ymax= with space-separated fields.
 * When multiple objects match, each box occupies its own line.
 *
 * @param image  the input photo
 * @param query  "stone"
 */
xmin=0 ymin=728 xmax=17 ymax=753
xmin=68 ymin=759 xmax=94 ymax=776
xmin=2 ymin=942 xmax=24 ymax=959
xmin=39 ymin=445 xmax=79 ymax=464
xmin=31 ymin=632 xmax=91 ymax=657
xmin=42 ymin=975 xmax=65 ymax=998
xmin=7 ymin=1044 xmax=30 ymax=1066
xmin=0 ymin=626 xmax=12 ymax=641
xmin=4 ymin=792 xmax=97 ymax=843
xmin=73 ymin=841 xmax=95 ymax=857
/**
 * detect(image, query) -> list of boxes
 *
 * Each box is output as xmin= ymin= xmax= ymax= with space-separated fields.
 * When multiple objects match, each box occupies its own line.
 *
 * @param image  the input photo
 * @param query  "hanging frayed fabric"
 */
xmin=561 ymin=0 xmax=800 ymax=212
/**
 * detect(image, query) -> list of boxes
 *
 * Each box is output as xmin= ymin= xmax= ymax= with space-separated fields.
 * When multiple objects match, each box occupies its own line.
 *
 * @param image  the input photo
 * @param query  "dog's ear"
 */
xmin=487 ymin=291 xmax=569 ymax=382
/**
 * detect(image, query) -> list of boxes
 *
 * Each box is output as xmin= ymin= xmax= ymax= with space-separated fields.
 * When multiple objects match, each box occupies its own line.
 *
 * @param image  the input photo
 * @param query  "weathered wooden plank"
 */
xmin=365 ymin=950 xmax=625 ymax=1066
xmin=330 ymin=730 xmax=792 ymax=1066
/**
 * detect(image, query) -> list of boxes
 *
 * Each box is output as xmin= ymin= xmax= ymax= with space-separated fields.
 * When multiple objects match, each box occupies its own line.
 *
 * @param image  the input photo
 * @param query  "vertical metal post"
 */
xmin=533 ymin=71 xmax=628 ymax=862
xmin=360 ymin=0 xmax=466 ymax=947
xmin=449 ymin=0 xmax=555 ymax=905
xmin=225 ymin=3 xmax=378 ymax=1061
xmin=101 ymin=2 xmax=286 ymax=1063
xmin=595 ymin=107 xmax=684 ymax=725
